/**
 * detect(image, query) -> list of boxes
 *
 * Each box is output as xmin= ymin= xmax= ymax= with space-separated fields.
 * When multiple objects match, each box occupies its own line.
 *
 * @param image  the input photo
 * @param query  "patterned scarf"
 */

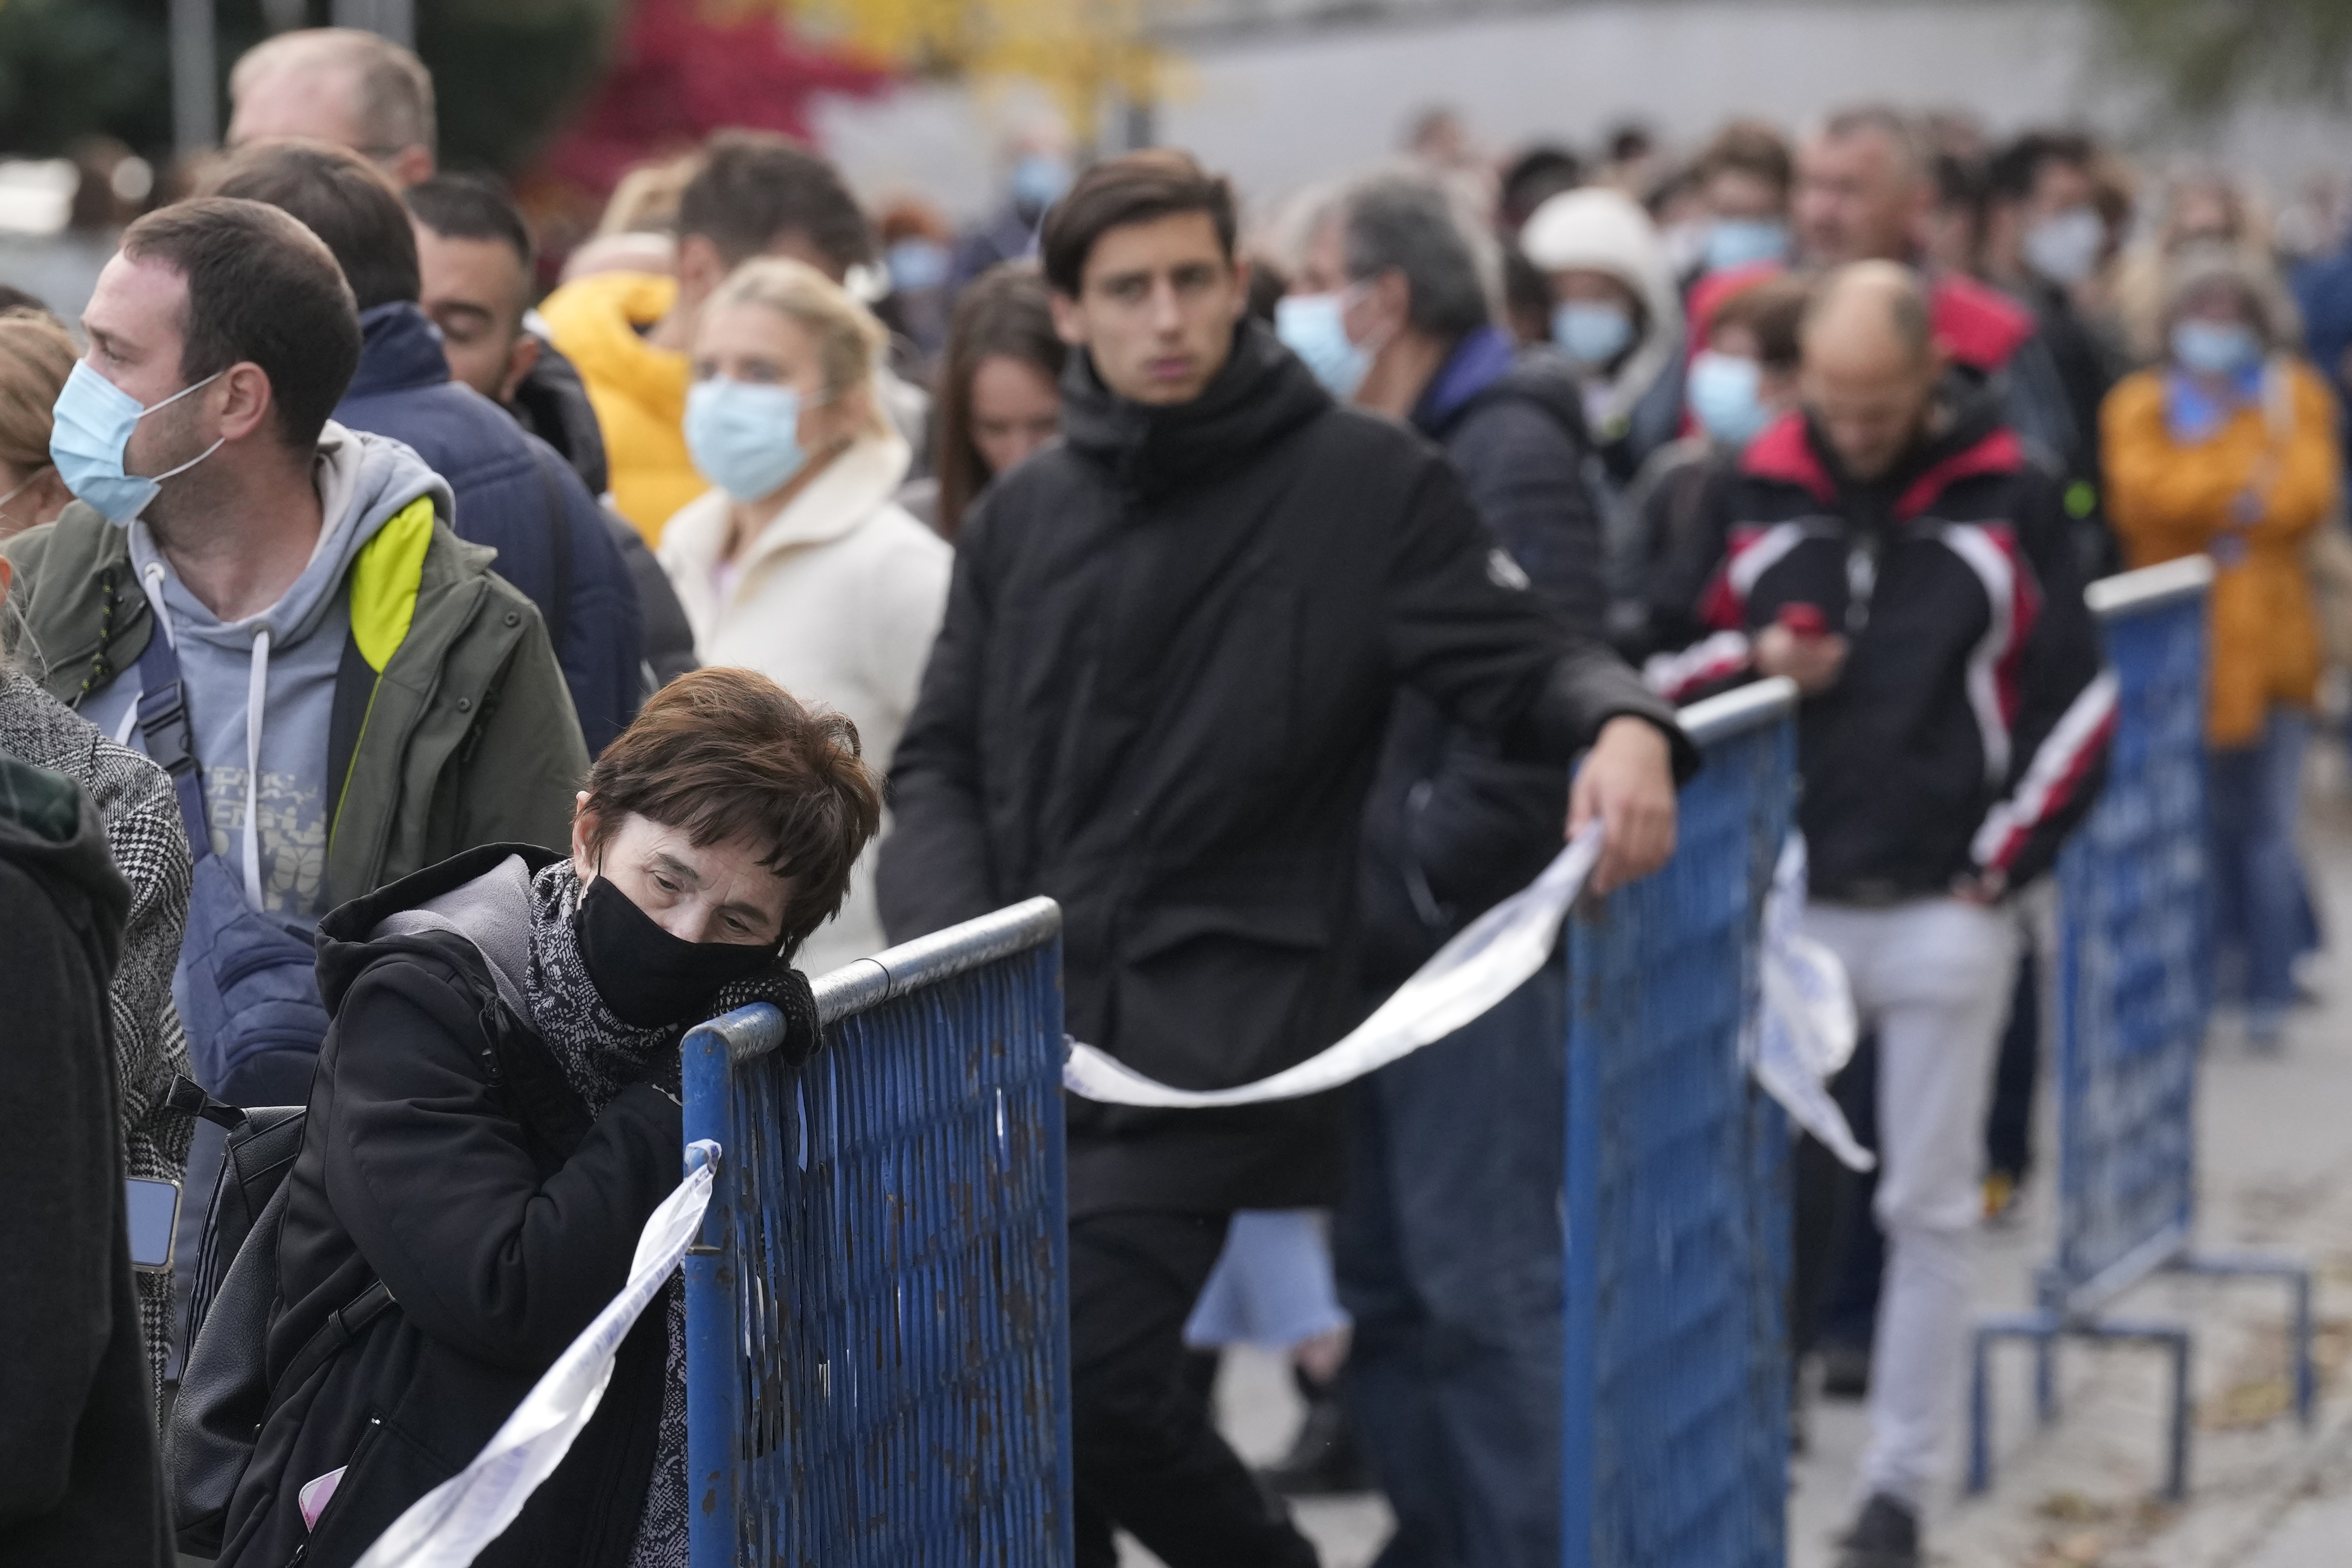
xmin=521 ymin=861 xmax=817 ymax=1568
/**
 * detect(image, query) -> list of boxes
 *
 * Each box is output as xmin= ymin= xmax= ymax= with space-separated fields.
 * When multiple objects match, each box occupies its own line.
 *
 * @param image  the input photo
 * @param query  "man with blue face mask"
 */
xmin=1279 ymin=170 xmax=1614 ymax=1568
xmin=2 ymin=196 xmax=584 ymax=1109
xmin=1694 ymin=120 xmax=1796 ymax=279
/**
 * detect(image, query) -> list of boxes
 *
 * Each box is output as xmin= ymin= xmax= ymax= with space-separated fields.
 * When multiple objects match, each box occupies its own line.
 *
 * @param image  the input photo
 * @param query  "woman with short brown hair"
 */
xmin=215 ymin=667 xmax=881 ymax=1568
xmin=0 ymin=306 xmax=78 ymax=538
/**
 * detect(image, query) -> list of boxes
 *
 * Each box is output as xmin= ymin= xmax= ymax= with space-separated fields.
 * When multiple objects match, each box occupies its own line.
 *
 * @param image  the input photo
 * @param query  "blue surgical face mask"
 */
xmin=2021 ymin=206 xmax=2105 ymax=287
xmin=1010 ymin=153 xmax=1072 ymax=215
xmin=1276 ymin=291 xmax=1371 ymax=400
xmin=1704 ymin=217 xmax=1790 ymax=274
xmin=1686 ymin=350 xmax=1772 ymax=447
xmin=2171 ymin=318 xmax=2261 ymax=378
xmin=886 ymin=237 xmax=951 ymax=295
xmin=49 ymin=360 xmax=225 ymax=525
xmin=685 ymin=377 xmax=814 ymax=503
xmin=1553 ymin=301 xmax=1634 ymax=367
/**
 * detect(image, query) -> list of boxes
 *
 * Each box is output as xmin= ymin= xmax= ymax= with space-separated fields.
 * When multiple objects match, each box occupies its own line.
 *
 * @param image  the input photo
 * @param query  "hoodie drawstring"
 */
xmin=242 ymin=628 xmax=270 ymax=911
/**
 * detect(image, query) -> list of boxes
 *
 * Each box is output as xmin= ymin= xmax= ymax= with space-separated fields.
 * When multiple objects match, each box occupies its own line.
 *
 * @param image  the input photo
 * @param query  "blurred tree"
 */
xmin=763 ymin=0 xmax=1169 ymax=147
xmin=0 ymin=0 xmax=627 ymax=173
xmin=2092 ymin=0 xmax=2352 ymax=115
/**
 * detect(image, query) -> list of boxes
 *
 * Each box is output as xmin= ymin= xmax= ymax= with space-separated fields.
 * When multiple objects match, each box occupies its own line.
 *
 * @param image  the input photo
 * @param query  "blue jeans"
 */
xmin=2208 ymin=710 xmax=2313 ymax=1015
xmin=1334 ymin=967 xmax=1566 ymax=1568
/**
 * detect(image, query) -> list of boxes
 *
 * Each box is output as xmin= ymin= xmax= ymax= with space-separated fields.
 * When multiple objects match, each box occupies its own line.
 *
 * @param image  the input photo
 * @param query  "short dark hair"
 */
xmin=404 ymin=173 xmax=535 ymax=272
xmin=1705 ymin=274 xmax=1809 ymax=373
xmin=119 ymin=196 xmax=360 ymax=449
xmin=1987 ymin=130 xmax=2098 ymax=206
xmin=677 ymin=130 xmax=874 ymax=276
xmin=206 ymin=139 xmax=420 ymax=312
xmin=1040 ymin=150 xmax=1238 ymax=297
xmin=1697 ymin=120 xmax=1794 ymax=198
xmin=580 ymin=667 xmax=883 ymax=955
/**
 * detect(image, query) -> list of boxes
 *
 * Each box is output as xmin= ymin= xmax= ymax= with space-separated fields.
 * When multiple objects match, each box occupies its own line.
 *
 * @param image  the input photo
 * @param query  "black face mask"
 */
xmin=574 ymin=873 xmax=778 ymax=1028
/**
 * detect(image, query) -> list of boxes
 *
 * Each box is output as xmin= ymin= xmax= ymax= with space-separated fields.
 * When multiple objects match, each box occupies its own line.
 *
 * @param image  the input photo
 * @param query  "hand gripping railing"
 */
xmin=1562 ymin=677 xmax=1799 ymax=1568
xmin=683 ymin=897 xmax=1071 ymax=1567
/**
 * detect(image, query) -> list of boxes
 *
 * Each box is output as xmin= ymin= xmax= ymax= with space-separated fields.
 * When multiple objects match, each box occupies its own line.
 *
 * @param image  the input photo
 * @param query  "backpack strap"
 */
xmin=134 ymin=618 xmax=210 ymax=857
xmin=259 ymin=1278 xmax=395 ymax=1430
xmin=165 ymin=1072 xmax=249 ymax=1133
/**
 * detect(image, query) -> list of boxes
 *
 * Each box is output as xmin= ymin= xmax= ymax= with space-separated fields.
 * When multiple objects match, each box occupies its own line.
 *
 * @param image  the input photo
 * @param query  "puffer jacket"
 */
xmin=537 ymin=272 xmax=700 ymax=543
xmin=339 ymin=303 xmax=646 ymax=755
xmin=2102 ymin=357 xmax=2342 ymax=747
xmin=217 ymin=845 xmax=678 ymax=1568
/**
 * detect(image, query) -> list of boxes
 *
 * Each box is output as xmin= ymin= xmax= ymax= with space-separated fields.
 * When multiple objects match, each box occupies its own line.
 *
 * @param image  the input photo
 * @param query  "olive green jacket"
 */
xmin=2 ymin=499 xmax=587 ymax=911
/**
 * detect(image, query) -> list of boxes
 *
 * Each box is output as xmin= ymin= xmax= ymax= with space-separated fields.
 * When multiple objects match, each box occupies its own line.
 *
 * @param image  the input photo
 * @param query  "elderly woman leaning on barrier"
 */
xmin=212 ymin=668 xmax=881 ymax=1568
xmin=2101 ymin=244 xmax=2343 ymax=1048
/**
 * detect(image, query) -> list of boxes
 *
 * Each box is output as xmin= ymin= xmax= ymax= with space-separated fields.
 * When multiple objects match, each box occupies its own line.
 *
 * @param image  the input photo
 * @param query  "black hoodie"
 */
xmin=1652 ymin=382 xmax=2111 ymax=901
xmin=0 ymin=752 xmax=172 ymax=1566
xmin=878 ymin=318 xmax=1689 ymax=1213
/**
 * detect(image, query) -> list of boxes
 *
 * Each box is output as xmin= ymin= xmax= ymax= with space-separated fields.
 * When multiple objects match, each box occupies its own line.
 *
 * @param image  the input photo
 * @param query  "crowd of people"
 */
xmin=3 ymin=21 xmax=2347 ymax=1568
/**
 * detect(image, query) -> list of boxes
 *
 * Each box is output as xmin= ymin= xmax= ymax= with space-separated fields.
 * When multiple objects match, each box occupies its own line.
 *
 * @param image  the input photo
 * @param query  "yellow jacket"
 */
xmin=2102 ymin=359 xmax=2342 ymax=748
xmin=537 ymin=271 xmax=701 ymax=543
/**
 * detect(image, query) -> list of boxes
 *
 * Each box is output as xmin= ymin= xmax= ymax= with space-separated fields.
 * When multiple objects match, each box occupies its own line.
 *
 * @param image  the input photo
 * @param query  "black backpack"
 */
xmin=163 ymin=1079 xmax=390 ymax=1557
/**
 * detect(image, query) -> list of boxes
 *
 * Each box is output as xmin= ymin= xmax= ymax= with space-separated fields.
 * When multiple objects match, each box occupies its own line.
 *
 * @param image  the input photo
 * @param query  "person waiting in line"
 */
xmin=655 ymin=258 xmax=950 ymax=978
xmin=1690 ymin=119 xmax=1796 ymax=281
xmin=1518 ymin=184 xmax=1688 ymax=479
xmin=0 ymin=549 xmax=194 ymax=1407
xmin=1279 ymin=168 xmax=1614 ymax=1565
xmin=1650 ymin=263 xmax=2110 ymax=1568
xmin=2104 ymin=248 xmax=2341 ymax=1050
xmin=539 ymin=131 xmax=909 ymax=542
xmin=207 ymin=140 xmax=646 ymax=756
xmin=879 ymin=150 xmax=1691 ymax=1568
xmin=2 ymin=196 xmax=586 ymax=1107
xmin=0 ymin=748 xmax=173 ymax=1566
xmin=907 ymin=264 xmax=1066 ymax=538
xmin=949 ymin=119 xmax=1075 ymax=294
xmin=0 ymin=306 xmax=79 ymax=538
xmin=405 ymin=173 xmax=700 ymax=692
xmin=211 ymin=668 xmax=880 ymax=1568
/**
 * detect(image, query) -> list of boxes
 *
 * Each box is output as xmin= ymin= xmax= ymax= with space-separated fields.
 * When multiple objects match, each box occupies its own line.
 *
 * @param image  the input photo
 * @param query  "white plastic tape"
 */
xmin=1063 ymin=827 xmax=1603 ymax=1108
xmin=350 ymin=1140 xmax=721 ymax=1568
xmin=1747 ymin=838 xmax=1874 ymax=1172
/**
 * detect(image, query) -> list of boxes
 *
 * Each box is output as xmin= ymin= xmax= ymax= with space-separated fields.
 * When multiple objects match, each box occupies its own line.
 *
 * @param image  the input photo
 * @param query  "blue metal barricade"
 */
xmin=1969 ymin=556 xmax=2314 ymax=1499
xmin=1562 ymin=677 xmax=1798 ymax=1568
xmin=682 ymin=898 xmax=1072 ymax=1568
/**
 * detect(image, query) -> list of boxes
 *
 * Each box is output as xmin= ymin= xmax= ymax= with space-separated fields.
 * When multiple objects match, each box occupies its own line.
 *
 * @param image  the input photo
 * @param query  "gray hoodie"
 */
xmin=79 ymin=424 xmax=454 ymax=922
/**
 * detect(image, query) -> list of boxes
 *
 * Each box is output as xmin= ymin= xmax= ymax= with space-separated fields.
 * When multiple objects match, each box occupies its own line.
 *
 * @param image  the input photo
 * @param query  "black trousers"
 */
xmin=1068 ymin=1208 xmax=1320 ymax=1568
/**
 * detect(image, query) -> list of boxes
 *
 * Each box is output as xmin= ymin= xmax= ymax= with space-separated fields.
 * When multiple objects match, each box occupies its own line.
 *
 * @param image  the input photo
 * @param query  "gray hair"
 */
xmin=1339 ymin=173 xmax=1493 ymax=341
xmin=233 ymin=28 xmax=436 ymax=158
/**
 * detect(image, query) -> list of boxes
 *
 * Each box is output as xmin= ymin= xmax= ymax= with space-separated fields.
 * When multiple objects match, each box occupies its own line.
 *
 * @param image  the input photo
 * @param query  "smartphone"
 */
xmin=125 ymin=1178 xmax=180 ymax=1272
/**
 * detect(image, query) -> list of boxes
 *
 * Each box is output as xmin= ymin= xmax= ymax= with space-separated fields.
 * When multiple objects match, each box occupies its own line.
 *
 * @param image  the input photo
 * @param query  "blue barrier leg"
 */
xmin=2163 ymin=1328 xmax=2192 ymax=1501
xmin=683 ymin=1023 xmax=742 ymax=1568
xmin=2295 ymin=1268 xmax=2316 ymax=1430
xmin=2033 ymin=1335 xmax=2057 ymax=1427
xmin=1968 ymin=1327 xmax=1995 ymax=1495
xmin=2171 ymin=1253 xmax=2319 ymax=1432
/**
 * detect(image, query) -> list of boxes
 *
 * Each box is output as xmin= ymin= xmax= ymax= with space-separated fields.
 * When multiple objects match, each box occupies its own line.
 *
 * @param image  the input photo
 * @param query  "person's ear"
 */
xmin=1229 ymin=256 xmax=1253 ymax=324
xmin=1371 ymin=268 xmax=1410 ymax=334
xmin=1048 ymin=288 xmax=1088 ymax=348
xmin=214 ymin=362 xmax=275 ymax=444
xmin=0 ymin=555 xmax=12 ymax=601
xmin=676 ymin=235 xmax=728 ymax=308
xmin=495 ymin=330 xmax=541 ymax=406
xmin=386 ymin=145 xmax=436 ymax=191
xmin=570 ymin=792 xmax=598 ymax=883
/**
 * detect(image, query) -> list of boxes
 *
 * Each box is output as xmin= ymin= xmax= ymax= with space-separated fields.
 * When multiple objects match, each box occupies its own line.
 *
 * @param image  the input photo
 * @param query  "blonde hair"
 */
xmin=0 ymin=308 xmax=76 ymax=476
xmin=707 ymin=257 xmax=891 ymax=440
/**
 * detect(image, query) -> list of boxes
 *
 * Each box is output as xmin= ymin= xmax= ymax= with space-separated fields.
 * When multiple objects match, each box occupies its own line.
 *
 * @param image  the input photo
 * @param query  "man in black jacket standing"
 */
xmin=1651 ymin=264 xmax=2110 ymax=1568
xmin=1283 ymin=171 xmax=1607 ymax=1565
xmin=877 ymin=152 xmax=1690 ymax=1568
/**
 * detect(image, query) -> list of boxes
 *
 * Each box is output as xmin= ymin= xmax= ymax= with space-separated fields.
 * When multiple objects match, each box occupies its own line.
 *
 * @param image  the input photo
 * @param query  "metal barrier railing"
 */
xmin=682 ymin=897 xmax=1072 ymax=1567
xmin=1968 ymin=556 xmax=2314 ymax=1499
xmin=1562 ymin=677 xmax=1798 ymax=1568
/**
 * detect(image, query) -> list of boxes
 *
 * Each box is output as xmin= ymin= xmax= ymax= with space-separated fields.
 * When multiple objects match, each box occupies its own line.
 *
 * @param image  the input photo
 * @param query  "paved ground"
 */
xmin=1128 ymin=758 xmax=2352 ymax=1568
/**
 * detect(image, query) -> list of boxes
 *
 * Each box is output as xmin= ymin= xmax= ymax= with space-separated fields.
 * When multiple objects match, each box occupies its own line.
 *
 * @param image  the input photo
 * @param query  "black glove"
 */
xmin=705 ymin=960 xmax=823 ymax=1074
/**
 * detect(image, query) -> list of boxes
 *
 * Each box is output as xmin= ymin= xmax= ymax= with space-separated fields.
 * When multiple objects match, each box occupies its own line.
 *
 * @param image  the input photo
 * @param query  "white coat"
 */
xmin=658 ymin=429 xmax=953 ymax=976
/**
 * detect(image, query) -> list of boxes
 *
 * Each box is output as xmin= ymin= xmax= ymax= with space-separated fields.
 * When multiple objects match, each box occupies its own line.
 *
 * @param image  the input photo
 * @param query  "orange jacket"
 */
xmin=536 ymin=271 xmax=701 ymax=544
xmin=2101 ymin=359 xmax=2342 ymax=747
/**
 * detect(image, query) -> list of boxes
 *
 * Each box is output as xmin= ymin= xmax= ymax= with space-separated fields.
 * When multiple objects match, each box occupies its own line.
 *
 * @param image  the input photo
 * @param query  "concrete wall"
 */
xmin=809 ymin=0 xmax=2352 ymax=224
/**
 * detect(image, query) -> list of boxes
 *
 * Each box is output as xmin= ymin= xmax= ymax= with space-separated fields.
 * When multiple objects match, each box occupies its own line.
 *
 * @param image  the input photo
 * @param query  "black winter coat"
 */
xmin=1649 ymin=385 xmax=2111 ymax=901
xmin=218 ymin=845 xmax=681 ymax=1568
xmin=1357 ymin=330 xmax=1605 ymax=988
xmin=876 ymin=321 xmax=1688 ymax=1214
xmin=339 ymin=304 xmax=646 ymax=756
xmin=0 ymin=755 xmax=172 ymax=1567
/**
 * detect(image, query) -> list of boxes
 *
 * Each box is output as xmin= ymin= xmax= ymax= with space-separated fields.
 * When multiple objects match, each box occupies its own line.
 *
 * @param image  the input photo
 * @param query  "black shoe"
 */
xmin=1259 ymin=1368 xmax=1375 ymax=1497
xmin=1835 ymin=1492 xmax=1920 ymax=1568
xmin=1819 ymin=1340 xmax=1873 ymax=1400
